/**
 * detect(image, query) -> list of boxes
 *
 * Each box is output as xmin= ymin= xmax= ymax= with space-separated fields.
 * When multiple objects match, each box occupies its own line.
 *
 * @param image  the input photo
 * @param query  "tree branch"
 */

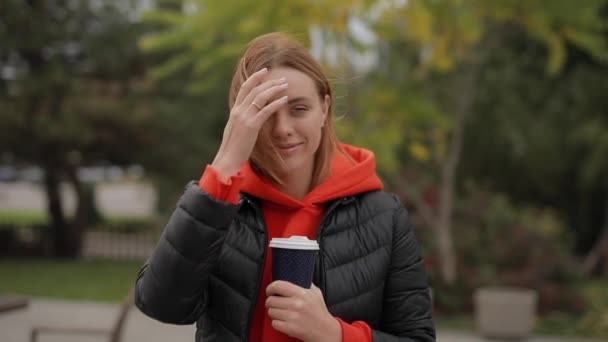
xmin=408 ymin=188 xmax=439 ymax=228
xmin=583 ymin=196 xmax=608 ymax=276
xmin=389 ymin=173 xmax=438 ymax=228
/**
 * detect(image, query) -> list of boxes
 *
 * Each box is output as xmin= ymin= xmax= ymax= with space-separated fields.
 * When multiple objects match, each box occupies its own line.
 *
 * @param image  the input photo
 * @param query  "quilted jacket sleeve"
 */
xmin=134 ymin=181 xmax=240 ymax=324
xmin=372 ymin=196 xmax=436 ymax=341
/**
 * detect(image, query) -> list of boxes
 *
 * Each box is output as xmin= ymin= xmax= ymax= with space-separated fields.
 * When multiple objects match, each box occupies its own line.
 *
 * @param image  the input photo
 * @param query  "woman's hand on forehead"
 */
xmin=211 ymin=68 xmax=288 ymax=180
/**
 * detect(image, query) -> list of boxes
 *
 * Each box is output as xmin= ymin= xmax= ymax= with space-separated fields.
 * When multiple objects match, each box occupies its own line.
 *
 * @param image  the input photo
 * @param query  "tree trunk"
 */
xmin=43 ymin=161 xmax=66 ymax=256
xmin=65 ymin=163 xmax=87 ymax=257
xmin=434 ymin=62 xmax=480 ymax=285
xmin=43 ymin=161 xmax=80 ymax=258
xmin=434 ymin=105 xmax=464 ymax=285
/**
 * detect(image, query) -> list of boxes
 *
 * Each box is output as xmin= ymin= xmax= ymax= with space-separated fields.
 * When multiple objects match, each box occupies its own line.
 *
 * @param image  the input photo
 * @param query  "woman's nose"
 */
xmin=271 ymin=111 xmax=293 ymax=138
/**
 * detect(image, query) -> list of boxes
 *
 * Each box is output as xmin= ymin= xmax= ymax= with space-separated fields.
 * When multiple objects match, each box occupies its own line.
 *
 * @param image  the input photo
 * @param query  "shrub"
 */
xmin=418 ymin=187 xmax=586 ymax=315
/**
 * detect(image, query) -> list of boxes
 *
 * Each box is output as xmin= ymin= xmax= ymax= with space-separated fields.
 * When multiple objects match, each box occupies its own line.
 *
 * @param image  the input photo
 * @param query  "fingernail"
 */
xmin=279 ymin=77 xmax=286 ymax=82
xmin=280 ymin=83 xmax=288 ymax=88
xmin=260 ymin=67 xmax=268 ymax=73
xmin=281 ymin=95 xmax=288 ymax=101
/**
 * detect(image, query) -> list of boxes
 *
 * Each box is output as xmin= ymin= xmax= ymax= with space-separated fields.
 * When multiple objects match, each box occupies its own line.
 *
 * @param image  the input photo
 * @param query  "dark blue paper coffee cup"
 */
xmin=269 ymin=236 xmax=319 ymax=289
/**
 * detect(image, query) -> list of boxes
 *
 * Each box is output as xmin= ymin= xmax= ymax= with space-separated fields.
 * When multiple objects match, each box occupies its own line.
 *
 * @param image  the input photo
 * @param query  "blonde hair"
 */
xmin=229 ymin=32 xmax=344 ymax=187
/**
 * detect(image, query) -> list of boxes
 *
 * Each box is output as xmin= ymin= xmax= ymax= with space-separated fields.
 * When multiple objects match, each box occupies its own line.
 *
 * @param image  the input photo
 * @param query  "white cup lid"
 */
xmin=269 ymin=236 xmax=319 ymax=250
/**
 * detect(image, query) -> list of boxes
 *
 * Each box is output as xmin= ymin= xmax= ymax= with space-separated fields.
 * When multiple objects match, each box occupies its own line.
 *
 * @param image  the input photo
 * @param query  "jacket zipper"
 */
xmin=244 ymin=197 xmax=268 ymax=340
xmin=315 ymin=197 xmax=352 ymax=298
xmin=244 ymin=196 xmax=353 ymax=338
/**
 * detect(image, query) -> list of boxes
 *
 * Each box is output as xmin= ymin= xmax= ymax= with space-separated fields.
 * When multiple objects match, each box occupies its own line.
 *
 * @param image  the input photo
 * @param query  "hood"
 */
xmin=240 ymin=143 xmax=383 ymax=208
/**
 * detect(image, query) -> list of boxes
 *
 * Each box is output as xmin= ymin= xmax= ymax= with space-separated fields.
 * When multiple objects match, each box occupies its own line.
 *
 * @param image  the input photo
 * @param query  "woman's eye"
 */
xmin=292 ymin=106 xmax=308 ymax=113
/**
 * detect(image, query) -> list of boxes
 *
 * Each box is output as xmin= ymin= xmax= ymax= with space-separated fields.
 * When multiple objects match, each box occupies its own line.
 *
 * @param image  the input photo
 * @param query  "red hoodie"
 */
xmin=199 ymin=143 xmax=383 ymax=342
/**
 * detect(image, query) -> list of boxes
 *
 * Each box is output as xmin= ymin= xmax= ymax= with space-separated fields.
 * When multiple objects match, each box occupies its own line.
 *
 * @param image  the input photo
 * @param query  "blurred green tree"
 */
xmin=0 ymin=0 xmax=149 ymax=257
xmin=461 ymin=26 xmax=608 ymax=277
xmin=330 ymin=0 xmax=608 ymax=283
xmin=139 ymin=0 xmax=357 ymax=92
xmin=336 ymin=0 xmax=608 ymax=284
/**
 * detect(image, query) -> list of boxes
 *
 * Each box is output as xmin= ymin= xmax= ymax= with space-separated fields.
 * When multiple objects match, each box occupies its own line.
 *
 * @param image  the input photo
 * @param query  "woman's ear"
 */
xmin=322 ymin=94 xmax=331 ymax=126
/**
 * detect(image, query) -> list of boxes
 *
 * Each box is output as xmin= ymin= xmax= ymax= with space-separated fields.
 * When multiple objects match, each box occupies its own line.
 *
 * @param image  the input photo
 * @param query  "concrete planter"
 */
xmin=473 ymin=287 xmax=538 ymax=340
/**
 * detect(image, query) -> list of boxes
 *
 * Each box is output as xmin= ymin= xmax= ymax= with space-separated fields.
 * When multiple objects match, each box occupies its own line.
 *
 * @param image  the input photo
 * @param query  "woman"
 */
xmin=135 ymin=32 xmax=435 ymax=342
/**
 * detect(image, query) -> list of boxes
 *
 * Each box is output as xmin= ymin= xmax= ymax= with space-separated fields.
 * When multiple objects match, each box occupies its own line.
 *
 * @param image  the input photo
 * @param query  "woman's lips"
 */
xmin=276 ymin=143 xmax=302 ymax=156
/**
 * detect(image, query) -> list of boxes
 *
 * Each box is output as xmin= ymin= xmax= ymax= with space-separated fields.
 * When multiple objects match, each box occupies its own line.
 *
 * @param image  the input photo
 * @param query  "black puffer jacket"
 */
xmin=135 ymin=182 xmax=435 ymax=341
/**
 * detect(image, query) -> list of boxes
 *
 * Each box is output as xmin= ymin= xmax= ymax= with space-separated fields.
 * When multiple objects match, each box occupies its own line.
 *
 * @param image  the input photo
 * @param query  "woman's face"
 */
xmin=260 ymin=66 xmax=329 ymax=177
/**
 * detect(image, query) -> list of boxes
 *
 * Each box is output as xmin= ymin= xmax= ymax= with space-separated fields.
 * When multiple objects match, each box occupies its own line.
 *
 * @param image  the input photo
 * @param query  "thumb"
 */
xmin=310 ymin=283 xmax=322 ymax=295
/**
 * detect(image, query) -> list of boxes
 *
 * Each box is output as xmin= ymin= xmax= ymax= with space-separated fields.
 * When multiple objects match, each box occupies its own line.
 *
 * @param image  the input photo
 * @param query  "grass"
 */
xmin=0 ymin=210 xmax=158 ymax=233
xmin=0 ymin=211 xmax=49 ymax=227
xmin=434 ymin=315 xmax=475 ymax=331
xmin=0 ymin=258 xmax=143 ymax=302
xmin=436 ymin=314 xmax=593 ymax=337
xmin=95 ymin=216 xmax=160 ymax=233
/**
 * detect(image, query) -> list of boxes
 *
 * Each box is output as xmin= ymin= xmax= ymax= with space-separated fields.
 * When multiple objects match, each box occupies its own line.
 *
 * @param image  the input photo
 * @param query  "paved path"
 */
xmin=0 ymin=298 xmax=604 ymax=342
xmin=0 ymin=298 xmax=193 ymax=342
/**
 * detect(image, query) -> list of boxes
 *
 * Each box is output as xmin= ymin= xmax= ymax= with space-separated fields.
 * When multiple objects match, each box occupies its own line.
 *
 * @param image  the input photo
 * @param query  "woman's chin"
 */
xmin=277 ymin=159 xmax=310 ymax=176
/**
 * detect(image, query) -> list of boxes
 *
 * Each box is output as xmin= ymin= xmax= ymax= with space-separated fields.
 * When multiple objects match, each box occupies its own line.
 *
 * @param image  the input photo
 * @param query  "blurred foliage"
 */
xmin=460 ymin=23 xmax=608 ymax=254
xmin=420 ymin=186 xmax=585 ymax=314
xmin=577 ymin=280 xmax=608 ymax=338
xmin=0 ymin=0 xmax=151 ymax=165
xmin=519 ymin=280 xmax=608 ymax=338
xmin=371 ymin=0 xmax=608 ymax=75
xmin=339 ymin=0 xmax=608 ymax=174
xmin=139 ymin=0 xmax=358 ymax=93
xmin=330 ymin=0 xmax=608 ymax=284
xmin=436 ymin=279 xmax=608 ymax=339
xmin=0 ymin=0 xmax=154 ymax=256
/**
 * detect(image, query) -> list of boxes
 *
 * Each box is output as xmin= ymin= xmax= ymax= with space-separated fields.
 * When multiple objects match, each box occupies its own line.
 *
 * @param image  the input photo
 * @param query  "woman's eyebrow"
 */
xmin=287 ymin=96 xmax=310 ymax=105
